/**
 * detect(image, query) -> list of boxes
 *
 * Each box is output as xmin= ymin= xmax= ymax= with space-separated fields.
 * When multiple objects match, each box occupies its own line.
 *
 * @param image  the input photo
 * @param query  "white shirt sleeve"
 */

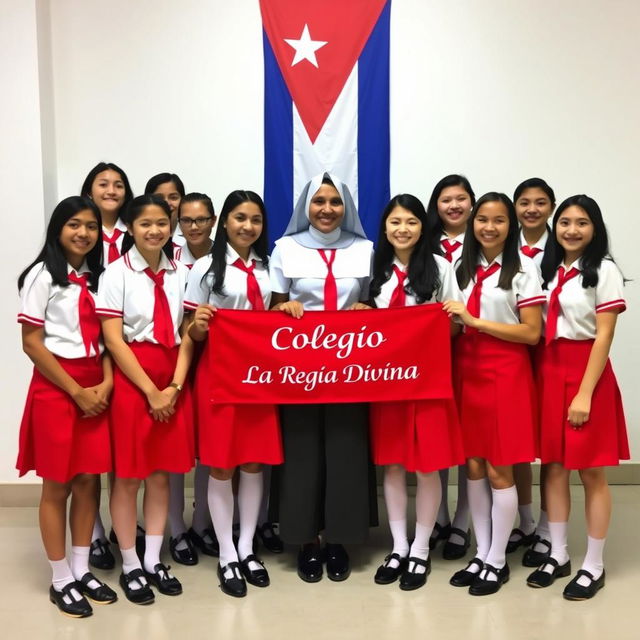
xmin=595 ymin=259 xmax=626 ymax=313
xmin=184 ymin=257 xmax=213 ymax=310
xmin=269 ymin=243 xmax=292 ymax=295
xmin=96 ymin=262 xmax=125 ymax=318
xmin=515 ymin=258 xmax=546 ymax=309
xmin=435 ymin=255 xmax=461 ymax=302
xmin=18 ymin=263 xmax=49 ymax=326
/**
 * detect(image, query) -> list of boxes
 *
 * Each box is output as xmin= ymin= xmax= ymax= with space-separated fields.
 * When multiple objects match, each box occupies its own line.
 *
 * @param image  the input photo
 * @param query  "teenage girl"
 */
xmin=443 ymin=192 xmax=545 ymax=595
xmin=144 ymin=173 xmax=186 ymax=246
xmin=425 ymin=174 xmax=476 ymax=560
xmin=368 ymin=194 xmax=465 ymax=591
xmin=97 ymin=194 xmax=194 ymax=605
xmin=185 ymin=191 xmax=282 ymax=598
xmin=510 ymin=178 xmax=557 ymax=565
xmin=17 ymin=196 xmax=117 ymax=617
xmin=525 ymin=195 xmax=628 ymax=600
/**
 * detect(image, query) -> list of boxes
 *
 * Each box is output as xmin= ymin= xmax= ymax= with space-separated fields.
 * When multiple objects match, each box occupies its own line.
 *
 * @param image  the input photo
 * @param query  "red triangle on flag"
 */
xmin=260 ymin=0 xmax=387 ymax=144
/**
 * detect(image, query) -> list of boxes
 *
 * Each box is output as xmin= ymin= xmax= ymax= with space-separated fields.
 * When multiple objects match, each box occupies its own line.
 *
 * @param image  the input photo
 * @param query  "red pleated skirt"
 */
xmin=453 ymin=333 xmax=537 ymax=466
xmin=111 ymin=342 xmax=194 ymax=478
xmin=16 ymin=357 xmax=112 ymax=483
xmin=370 ymin=399 xmax=465 ymax=473
xmin=538 ymin=339 xmax=629 ymax=469
xmin=196 ymin=342 xmax=283 ymax=469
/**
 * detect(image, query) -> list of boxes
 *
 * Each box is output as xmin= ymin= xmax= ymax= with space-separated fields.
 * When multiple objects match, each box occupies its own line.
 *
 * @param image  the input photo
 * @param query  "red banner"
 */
xmin=207 ymin=305 xmax=452 ymax=404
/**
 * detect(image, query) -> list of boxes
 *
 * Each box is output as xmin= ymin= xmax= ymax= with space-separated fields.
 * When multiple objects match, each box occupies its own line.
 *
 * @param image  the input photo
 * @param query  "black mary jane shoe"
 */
xmin=442 ymin=527 xmax=471 ymax=561
xmin=297 ymin=543 xmax=323 ymax=583
xmin=119 ymin=569 xmax=155 ymax=605
xmin=526 ymin=558 xmax=571 ymax=588
xmin=469 ymin=563 xmax=510 ymax=596
xmin=255 ymin=522 xmax=284 ymax=554
xmin=240 ymin=554 xmax=270 ymax=587
xmin=145 ymin=563 xmax=183 ymax=596
xmin=374 ymin=553 xmax=408 ymax=585
xmin=450 ymin=557 xmax=484 ymax=587
xmin=77 ymin=572 xmax=118 ymax=604
xmin=217 ymin=562 xmax=247 ymax=598
xmin=506 ymin=527 xmax=536 ymax=554
xmin=399 ymin=556 xmax=431 ymax=591
xmin=562 ymin=569 xmax=605 ymax=601
xmin=49 ymin=583 xmax=93 ymax=618
xmin=325 ymin=543 xmax=350 ymax=582
xmin=522 ymin=535 xmax=551 ymax=567
xmin=428 ymin=521 xmax=451 ymax=551
xmin=89 ymin=538 xmax=115 ymax=571
xmin=188 ymin=527 xmax=220 ymax=557
xmin=170 ymin=532 xmax=199 ymax=566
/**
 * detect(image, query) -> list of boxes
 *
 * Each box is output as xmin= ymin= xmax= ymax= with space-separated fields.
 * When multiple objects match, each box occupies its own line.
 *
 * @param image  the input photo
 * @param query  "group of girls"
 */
xmin=16 ymin=162 xmax=628 ymax=618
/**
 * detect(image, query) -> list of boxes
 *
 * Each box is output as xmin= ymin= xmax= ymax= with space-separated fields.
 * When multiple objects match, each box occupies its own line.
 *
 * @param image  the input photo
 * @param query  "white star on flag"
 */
xmin=284 ymin=24 xmax=327 ymax=68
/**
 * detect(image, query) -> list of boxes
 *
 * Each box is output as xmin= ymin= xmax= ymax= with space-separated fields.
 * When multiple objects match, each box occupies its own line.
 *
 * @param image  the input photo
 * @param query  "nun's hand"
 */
xmin=349 ymin=302 xmax=372 ymax=310
xmin=277 ymin=301 xmax=304 ymax=319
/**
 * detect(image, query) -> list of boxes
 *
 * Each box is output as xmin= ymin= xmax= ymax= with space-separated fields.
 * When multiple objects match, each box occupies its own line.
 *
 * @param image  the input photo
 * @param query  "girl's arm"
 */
xmin=21 ymin=324 xmax=108 ymax=416
xmin=271 ymin=292 xmax=304 ymax=318
xmin=165 ymin=317 xmax=194 ymax=398
xmin=442 ymin=300 xmax=541 ymax=345
xmin=567 ymin=311 xmax=618 ymax=427
xmin=89 ymin=352 xmax=114 ymax=405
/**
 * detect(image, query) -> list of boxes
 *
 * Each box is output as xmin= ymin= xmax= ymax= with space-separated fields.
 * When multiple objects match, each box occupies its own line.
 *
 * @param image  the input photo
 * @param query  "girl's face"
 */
xmin=474 ymin=200 xmax=510 ymax=254
xmin=127 ymin=205 xmax=171 ymax=254
xmin=556 ymin=205 xmax=594 ymax=260
xmin=91 ymin=169 xmax=126 ymax=217
xmin=437 ymin=185 xmax=472 ymax=234
xmin=515 ymin=187 xmax=554 ymax=232
xmin=308 ymin=183 xmax=344 ymax=233
xmin=59 ymin=209 xmax=100 ymax=265
xmin=153 ymin=181 xmax=182 ymax=229
xmin=224 ymin=201 xmax=263 ymax=254
xmin=385 ymin=206 xmax=422 ymax=254
xmin=178 ymin=200 xmax=215 ymax=248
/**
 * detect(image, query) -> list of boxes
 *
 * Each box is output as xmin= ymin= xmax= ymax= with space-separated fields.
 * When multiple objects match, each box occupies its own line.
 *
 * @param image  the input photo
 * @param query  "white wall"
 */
xmin=2 ymin=0 xmax=638 ymax=482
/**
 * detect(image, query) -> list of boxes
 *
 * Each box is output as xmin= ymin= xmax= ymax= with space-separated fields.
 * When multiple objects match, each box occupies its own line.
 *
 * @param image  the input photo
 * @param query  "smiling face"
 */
xmin=90 ymin=169 xmax=126 ymax=218
xmin=59 ymin=209 xmax=100 ymax=267
xmin=515 ymin=187 xmax=554 ymax=233
xmin=308 ymin=183 xmax=345 ymax=233
xmin=473 ymin=200 xmax=510 ymax=257
xmin=385 ymin=206 xmax=422 ymax=256
xmin=153 ymin=181 xmax=182 ymax=230
xmin=556 ymin=205 xmax=594 ymax=262
xmin=437 ymin=185 xmax=473 ymax=235
xmin=127 ymin=205 xmax=171 ymax=254
xmin=224 ymin=201 xmax=263 ymax=254
xmin=178 ymin=200 xmax=215 ymax=248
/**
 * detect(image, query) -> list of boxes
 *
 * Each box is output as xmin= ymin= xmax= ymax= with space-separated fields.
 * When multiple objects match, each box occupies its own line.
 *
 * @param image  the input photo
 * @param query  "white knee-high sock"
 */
xmin=516 ymin=502 xmax=536 ymax=535
xmin=383 ymin=466 xmax=409 ymax=567
xmin=450 ymin=465 xmax=470 ymax=544
xmin=192 ymin=462 xmax=212 ymax=534
xmin=168 ymin=473 xmax=188 ymax=549
xmin=578 ymin=536 xmax=605 ymax=585
xmin=408 ymin=471 xmax=441 ymax=573
xmin=237 ymin=470 xmax=263 ymax=567
xmin=436 ymin=468 xmax=451 ymax=525
xmin=484 ymin=486 xmax=518 ymax=576
xmin=208 ymin=476 xmax=237 ymax=568
xmin=258 ymin=466 xmax=271 ymax=525
xmin=467 ymin=478 xmax=492 ymax=563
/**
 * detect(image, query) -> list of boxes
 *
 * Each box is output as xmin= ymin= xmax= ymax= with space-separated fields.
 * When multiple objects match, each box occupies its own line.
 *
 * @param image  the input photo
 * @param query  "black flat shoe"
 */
xmin=399 ymin=556 xmax=431 ymax=591
xmin=170 ymin=532 xmax=199 ymax=566
xmin=119 ymin=569 xmax=155 ymax=605
xmin=217 ymin=562 xmax=247 ymax=598
xmin=188 ymin=527 xmax=220 ymax=557
xmin=450 ymin=557 xmax=484 ymax=587
xmin=255 ymin=522 xmax=284 ymax=554
xmin=506 ymin=527 xmax=536 ymax=554
xmin=77 ymin=572 xmax=118 ymax=604
xmin=374 ymin=553 xmax=408 ymax=585
xmin=297 ymin=543 xmax=323 ymax=583
xmin=469 ymin=563 xmax=510 ymax=596
xmin=145 ymin=563 xmax=183 ymax=596
xmin=325 ymin=543 xmax=350 ymax=582
xmin=49 ymin=583 xmax=93 ymax=618
xmin=240 ymin=554 xmax=270 ymax=587
xmin=522 ymin=535 xmax=551 ymax=567
xmin=442 ymin=527 xmax=471 ymax=560
xmin=89 ymin=538 xmax=115 ymax=571
xmin=562 ymin=569 xmax=605 ymax=601
xmin=526 ymin=558 xmax=571 ymax=588
xmin=429 ymin=521 xmax=451 ymax=551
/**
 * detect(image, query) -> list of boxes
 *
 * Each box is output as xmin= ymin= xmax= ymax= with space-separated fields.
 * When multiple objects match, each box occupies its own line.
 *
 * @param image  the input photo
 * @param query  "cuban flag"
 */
xmin=260 ymin=0 xmax=391 ymax=244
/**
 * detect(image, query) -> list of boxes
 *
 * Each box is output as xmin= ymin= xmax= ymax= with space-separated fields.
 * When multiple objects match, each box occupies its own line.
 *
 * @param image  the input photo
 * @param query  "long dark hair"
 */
xmin=370 ymin=194 xmax=441 ymax=304
xmin=18 ymin=196 xmax=103 ymax=292
xmin=206 ymin=191 xmax=269 ymax=296
xmin=120 ymin=194 xmax=174 ymax=259
xmin=144 ymin=173 xmax=186 ymax=197
xmin=456 ymin=192 xmax=521 ymax=290
xmin=541 ymin=195 xmax=612 ymax=289
xmin=426 ymin=174 xmax=476 ymax=254
xmin=80 ymin=162 xmax=133 ymax=219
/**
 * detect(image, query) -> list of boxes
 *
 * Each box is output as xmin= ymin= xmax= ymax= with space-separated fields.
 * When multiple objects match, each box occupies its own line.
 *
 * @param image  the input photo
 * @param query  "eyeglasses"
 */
xmin=178 ymin=216 xmax=213 ymax=228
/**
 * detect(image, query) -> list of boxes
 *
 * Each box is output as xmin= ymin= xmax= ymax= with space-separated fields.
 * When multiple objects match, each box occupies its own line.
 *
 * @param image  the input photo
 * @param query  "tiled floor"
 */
xmin=1 ymin=486 xmax=638 ymax=639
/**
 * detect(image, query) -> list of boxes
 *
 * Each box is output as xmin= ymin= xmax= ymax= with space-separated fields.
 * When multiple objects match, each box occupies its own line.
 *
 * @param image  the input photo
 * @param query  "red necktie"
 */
xmin=143 ymin=268 xmax=175 ymax=347
xmin=441 ymin=238 xmax=462 ymax=263
xmin=104 ymin=228 xmax=123 ymax=264
xmin=466 ymin=263 xmax=501 ymax=331
xmin=389 ymin=265 xmax=408 ymax=308
xmin=231 ymin=259 xmax=265 ymax=310
xmin=545 ymin=266 xmax=580 ymax=345
xmin=317 ymin=249 xmax=338 ymax=311
xmin=68 ymin=272 xmax=101 ymax=358
xmin=521 ymin=245 xmax=543 ymax=259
